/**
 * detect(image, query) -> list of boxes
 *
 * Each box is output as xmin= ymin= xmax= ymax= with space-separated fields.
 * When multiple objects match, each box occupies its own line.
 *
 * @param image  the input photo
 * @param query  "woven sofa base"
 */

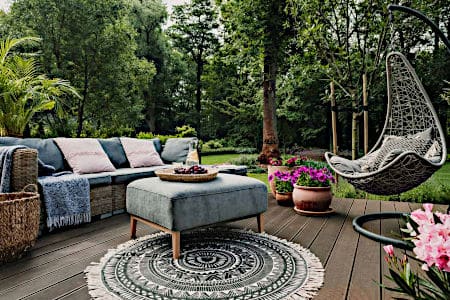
xmin=112 ymin=184 xmax=126 ymax=214
xmin=90 ymin=185 xmax=113 ymax=217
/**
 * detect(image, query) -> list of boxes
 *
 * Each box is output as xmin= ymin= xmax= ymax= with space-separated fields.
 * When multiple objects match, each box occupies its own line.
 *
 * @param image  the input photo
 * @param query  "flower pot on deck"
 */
xmin=292 ymin=185 xmax=332 ymax=212
xmin=267 ymin=166 xmax=289 ymax=197
xmin=275 ymin=191 xmax=293 ymax=207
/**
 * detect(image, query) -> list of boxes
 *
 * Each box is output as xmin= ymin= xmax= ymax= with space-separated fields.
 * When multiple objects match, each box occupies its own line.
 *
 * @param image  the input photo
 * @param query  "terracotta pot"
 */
xmin=267 ymin=165 xmax=289 ymax=197
xmin=275 ymin=191 xmax=293 ymax=207
xmin=292 ymin=185 xmax=332 ymax=212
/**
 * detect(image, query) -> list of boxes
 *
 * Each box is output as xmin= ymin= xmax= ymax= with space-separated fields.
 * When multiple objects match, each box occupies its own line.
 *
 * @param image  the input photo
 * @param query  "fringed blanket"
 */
xmin=38 ymin=174 xmax=90 ymax=231
xmin=0 ymin=145 xmax=91 ymax=231
xmin=0 ymin=145 xmax=21 ymax=193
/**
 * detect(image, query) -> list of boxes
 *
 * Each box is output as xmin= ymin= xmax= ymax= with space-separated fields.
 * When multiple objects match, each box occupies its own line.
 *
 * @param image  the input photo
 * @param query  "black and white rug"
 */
xmin=85 ymin=229 xmax=324 ymax=299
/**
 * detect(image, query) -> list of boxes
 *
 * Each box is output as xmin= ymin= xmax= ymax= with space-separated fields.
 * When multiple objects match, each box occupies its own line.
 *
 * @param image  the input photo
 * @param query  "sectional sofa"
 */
xmin=0 ymin=137 xmax=205 ymax=232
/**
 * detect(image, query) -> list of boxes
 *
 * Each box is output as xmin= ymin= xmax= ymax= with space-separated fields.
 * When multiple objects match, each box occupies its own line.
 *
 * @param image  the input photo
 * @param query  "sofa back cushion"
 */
xmin=98 ymin=137 xmax=129 ymax=168
xmin=149 ymin=138 xmax=162 ymax=154
xmin=0 ymin=137 xmax=66 ymax=171
xmin=161 ymin=137 xmax=198 ymax=163
xmin=54 ymin=138 xmax=116 ymax=174
xmin=120 ymin=137 xmax=164 ymax=168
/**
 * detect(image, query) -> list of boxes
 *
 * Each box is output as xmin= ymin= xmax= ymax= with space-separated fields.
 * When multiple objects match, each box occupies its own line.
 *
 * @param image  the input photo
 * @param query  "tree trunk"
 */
xmin=195 ymin=58 xmax=203 ymax=135
xmin=145 ymin=91 xmax=157 ymax=132
xmin=76 ymin=59 xmax=89 ymax=137
xmin=258 ymin=48 xmax=280 ymax=164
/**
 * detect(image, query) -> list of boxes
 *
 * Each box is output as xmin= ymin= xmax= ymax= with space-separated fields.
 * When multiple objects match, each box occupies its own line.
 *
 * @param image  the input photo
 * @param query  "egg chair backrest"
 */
xmin=372 ymin=52 xmax=446 ymax=156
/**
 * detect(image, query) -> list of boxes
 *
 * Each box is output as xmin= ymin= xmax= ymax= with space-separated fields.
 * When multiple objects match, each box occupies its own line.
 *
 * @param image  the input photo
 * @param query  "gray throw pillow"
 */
xmin=329 ymin=156 xmax=363 ymax=174
xmin=161 ymin=138 xmax=198 ymax=163
xmin=370 ymin=136 xmax=432 ymax=171
xmin=98 ymin=137 xmax=129 ymax=168
xmin=408 ymin=128 xmax=432 ymax=140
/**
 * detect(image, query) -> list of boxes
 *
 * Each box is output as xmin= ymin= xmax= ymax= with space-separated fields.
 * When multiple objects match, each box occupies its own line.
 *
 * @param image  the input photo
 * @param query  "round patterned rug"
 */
xmin=85 ymin=229 xmax=324 ymax=299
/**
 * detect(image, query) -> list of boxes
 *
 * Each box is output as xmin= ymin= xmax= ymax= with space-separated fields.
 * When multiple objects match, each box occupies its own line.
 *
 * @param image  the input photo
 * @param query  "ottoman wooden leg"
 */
xmin=172 ymin=231 xmax=180 ymax=260
xmin=257 ymin=213 xmax=264 ymax=233
xmin=130 ymin=215 xmax=137 ymax=239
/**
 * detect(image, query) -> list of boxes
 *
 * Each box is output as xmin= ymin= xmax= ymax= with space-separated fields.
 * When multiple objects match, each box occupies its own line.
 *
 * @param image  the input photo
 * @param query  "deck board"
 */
xmin=0 ymin=196 xmax=442 ymax=300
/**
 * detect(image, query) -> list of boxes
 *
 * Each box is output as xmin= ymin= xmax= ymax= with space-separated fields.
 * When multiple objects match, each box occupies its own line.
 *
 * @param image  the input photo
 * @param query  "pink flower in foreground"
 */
xmin=409 ymin=204 xmax=450 ymax=272
xmin=383 ymin=245 xmax=394 ymax=256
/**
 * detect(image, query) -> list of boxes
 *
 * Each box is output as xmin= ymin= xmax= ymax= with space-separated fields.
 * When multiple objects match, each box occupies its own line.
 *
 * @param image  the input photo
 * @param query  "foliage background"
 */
xmin=0 ymin=0 xmax=448 ymax=154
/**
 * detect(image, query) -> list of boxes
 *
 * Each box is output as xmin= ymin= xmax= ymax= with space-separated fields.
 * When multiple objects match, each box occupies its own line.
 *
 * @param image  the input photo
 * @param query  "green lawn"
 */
xmin=202 ymin=153 xmax=269 ymax=188
xmin=203 ymin=153 xmax=450 ymax=203
xmin=201 ymin=154 xmax=241 ymax=165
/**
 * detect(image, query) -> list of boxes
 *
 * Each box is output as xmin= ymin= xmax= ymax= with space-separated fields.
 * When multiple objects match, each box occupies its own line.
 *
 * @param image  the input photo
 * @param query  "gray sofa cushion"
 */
xmin=79 ymin=173 xmax=112 ymax=186
xmin=126 ymin=174 xmax=267 ymax=231
xmin=98 ymin=137 xmax=129 ymax=168
xmin=149 ymin=138 xmax=162 ymax=154
xmin=110 ymin=166 xmax=168 ymax=184
xmin=161 ymin=137 xmax=198 ymax=163
xmin=0 ymin=137 xmax=65 ymax=171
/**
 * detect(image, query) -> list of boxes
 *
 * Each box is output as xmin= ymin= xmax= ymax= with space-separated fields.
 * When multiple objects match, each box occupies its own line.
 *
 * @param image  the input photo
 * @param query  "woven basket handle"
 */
xmin=22 ymin=184 xmax=38 ymax=193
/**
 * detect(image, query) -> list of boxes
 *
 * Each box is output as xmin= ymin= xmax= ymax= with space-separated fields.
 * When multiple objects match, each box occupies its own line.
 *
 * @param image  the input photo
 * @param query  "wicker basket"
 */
xmin=0 ymin=184 xmax=40 ymax=264
xmin=155 ymin=168 xmax=219 ymax=182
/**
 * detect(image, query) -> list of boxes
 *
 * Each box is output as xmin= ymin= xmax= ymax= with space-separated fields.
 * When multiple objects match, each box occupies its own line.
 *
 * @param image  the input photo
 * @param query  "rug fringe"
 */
xmin=84 ymin=229 xmax=324 ymax=300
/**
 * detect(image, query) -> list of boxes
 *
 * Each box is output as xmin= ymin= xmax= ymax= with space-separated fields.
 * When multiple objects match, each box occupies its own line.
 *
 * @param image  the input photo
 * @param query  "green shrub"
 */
xmin=201 ymin=147 xmax=257 ymax=155
xmin=203 ymin=140 xmax=223 ymax=150
xmin=398 ymin=181 xmax=450 ymax=204
xmin=228 ymin=154 xmax=258 ymax=166
xmin=136 ymin=131 xmax=177 ymax=144
xmin=175 ymin=125 xmax=197 ymax=137
xmin=332 ymin=177 xmax=450 ymax=204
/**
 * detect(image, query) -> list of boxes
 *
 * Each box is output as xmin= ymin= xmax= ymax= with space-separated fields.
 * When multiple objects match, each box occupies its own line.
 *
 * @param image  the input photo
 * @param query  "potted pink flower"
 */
xmin=268 ymin=170 xmax=296 ymax=206
xmin=382 ymin=204 xmax=449 ymax=298
xmin=267 ymin=156 xmax=304 ymax=197
xmin=291 ymin=162 xmax=335 ymax=214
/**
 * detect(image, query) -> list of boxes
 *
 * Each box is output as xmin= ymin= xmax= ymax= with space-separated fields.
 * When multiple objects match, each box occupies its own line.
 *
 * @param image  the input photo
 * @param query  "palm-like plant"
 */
xmin=0 ymin=37 xmax=79 ymax=137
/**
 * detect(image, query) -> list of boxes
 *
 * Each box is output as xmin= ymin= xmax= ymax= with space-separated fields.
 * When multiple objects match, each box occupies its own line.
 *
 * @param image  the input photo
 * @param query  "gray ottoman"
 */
xmin=126 ymin=173 xmax=267 ymax=259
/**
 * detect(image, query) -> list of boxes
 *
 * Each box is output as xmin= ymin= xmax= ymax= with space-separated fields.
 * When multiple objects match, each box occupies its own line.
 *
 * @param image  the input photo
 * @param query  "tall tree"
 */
xmin=219 ymin=0 xmax=292 ymax=163
xmin=286 ymin=0 xmax=390 ymax=155
xmin=130 ymin=0 xmax=189 ymax=134
xmin=168 ymin=0 xmax=219 ymax=135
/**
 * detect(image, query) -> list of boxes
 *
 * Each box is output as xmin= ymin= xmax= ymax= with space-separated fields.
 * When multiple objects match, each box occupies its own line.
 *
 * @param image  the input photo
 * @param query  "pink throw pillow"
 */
xmin=54 ymin=138 xmax=116 ymax=174
xmin=120 ymin=137 xmax=164 ymax=168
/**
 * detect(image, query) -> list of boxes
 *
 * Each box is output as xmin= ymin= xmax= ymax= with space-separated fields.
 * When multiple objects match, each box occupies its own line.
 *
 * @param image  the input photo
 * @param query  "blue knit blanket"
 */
xmin=0 ymin=145 xmax=20 ymax=192
xmin=38 ymin=173 xmax=91 ymax=231
xmin=0 ymin=145 xmax=90 ymax=231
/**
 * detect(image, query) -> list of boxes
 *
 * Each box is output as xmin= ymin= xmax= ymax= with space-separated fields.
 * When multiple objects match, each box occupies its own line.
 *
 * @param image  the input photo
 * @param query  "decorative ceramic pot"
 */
xmin=267 ymin=165 xmax=289 ymax=197
xmin=275 ymin=192 xmax=293 ymax=207
xmin=292 ymin=185 xmax=332 ymax=212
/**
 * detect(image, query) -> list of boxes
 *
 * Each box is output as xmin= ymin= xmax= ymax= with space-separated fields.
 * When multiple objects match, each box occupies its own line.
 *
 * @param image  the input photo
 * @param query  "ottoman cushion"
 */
xmin=126 ymin=174 xmax=267 ymax=231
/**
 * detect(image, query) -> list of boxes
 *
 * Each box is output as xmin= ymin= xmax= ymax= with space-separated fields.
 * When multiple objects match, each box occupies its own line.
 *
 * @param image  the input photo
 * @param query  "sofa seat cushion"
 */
xmin=79 ymin=173 xmax=112 ymax=186
xmin=126 ymin=174 xmax=267 ymax=231
xmin=0 ymin=137 xmax=65 ymax=171
xmin=110 ymin=166 xmax=168 ymax=184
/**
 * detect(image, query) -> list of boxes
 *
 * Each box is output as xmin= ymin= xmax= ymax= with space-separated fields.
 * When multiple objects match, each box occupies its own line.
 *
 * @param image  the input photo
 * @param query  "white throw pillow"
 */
xmin=424 ymin=140 xmax=441 ymax=161
xmin=120 ymin=137 xmax=164 ymax=168
xmin=54 ymin=138 xmax=116 ymax=174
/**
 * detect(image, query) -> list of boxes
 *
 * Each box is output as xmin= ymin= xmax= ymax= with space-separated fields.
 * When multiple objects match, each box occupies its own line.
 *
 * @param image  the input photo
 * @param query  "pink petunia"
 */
xmin=383 ymin=245 xmax=394 ymax=256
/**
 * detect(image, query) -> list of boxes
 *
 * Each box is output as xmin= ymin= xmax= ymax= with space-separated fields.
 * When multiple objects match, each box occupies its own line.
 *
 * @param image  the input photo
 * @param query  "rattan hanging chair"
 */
xmin=325 ymin=51 xmax=447 ymax=196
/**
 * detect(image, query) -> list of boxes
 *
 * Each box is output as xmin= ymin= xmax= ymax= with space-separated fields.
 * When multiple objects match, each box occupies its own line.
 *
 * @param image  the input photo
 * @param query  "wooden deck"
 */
xmin=0 ymin=196 xmax=441 ymax=300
